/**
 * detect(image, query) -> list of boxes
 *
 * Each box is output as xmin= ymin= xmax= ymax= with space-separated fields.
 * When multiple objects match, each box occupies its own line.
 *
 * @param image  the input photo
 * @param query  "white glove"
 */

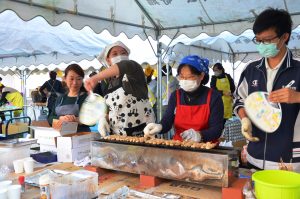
xmin=98 ymin=117 xmax=110 ymax=137
xmin=241 ymin=117 xmax=259 ymax=142
xmin=143 ymin=123 xmax=162 ymax=137
xmin=180 ymin=129 xmax=201 ymax=142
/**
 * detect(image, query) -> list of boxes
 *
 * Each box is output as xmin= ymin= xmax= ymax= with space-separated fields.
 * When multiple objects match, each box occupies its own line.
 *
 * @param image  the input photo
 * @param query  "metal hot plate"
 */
xmin=91 ymin=139 xmax=239 ymax=187
xmin=95 ymin=138 xmax=237 ymax=156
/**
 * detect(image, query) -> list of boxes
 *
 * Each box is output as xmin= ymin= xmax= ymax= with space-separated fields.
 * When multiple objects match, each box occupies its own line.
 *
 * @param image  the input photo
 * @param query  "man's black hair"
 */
xmin=49 ymin=71 xmax=57 ymax=80
xmin=253 ymin=8 xmax=292 ymax=45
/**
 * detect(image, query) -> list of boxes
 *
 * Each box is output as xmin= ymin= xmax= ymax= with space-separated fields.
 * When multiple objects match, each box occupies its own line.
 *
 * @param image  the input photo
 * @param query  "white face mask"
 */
xmin=110 ymin=55 xmax=129 ymax=65
xmin=214 ymin=71 xmax=222 ymax=77
xmin=179 ymin=80 xmax=200 ymax=92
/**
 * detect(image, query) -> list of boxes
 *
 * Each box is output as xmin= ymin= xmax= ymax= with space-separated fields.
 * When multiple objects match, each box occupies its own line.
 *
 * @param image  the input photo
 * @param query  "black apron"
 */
xmin=55 ymin=95 xmax=90 ymax=132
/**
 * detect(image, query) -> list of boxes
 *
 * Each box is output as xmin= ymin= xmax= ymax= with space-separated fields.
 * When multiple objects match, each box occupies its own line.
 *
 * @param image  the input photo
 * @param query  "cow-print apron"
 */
xmin=105 ymin=75 xmax=155 ymax=136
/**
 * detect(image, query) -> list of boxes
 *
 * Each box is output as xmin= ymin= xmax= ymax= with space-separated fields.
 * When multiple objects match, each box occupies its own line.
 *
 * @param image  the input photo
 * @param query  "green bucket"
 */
xmin=252 ymin=170 xmax=300 ymax=199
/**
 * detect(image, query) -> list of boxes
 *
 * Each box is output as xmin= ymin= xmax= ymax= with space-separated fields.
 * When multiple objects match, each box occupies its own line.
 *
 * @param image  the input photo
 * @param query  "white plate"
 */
xmin=245 ymin=91 xmax=282 ymax=133
xmin=79 ymin=93 xmax=107 ymax=126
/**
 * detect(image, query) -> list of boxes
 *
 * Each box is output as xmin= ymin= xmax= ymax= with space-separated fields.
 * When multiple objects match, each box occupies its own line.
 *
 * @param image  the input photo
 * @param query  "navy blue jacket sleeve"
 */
xmin=159 ymin=91 xmax=176 ymax=134
xmin=201 ymin=90 xmax=224 ymax=142
xmin=39 ymin=81 xmax=48 ymax=96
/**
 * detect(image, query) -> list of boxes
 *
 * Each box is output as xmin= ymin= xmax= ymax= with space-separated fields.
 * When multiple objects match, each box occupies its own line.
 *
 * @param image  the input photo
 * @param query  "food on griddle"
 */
xmin=103 ymin=135 xmax=217 ymax=149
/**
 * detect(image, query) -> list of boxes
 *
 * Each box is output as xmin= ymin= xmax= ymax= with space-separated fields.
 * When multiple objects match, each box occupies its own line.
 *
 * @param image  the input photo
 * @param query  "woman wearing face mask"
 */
xmin=48 ymin=64 xmax=91 ymax=132
xmin=210 ymin=63 xmax=235 ymax=126
xmin=143 ymin=55 xmax=224 ymax=142
xmin=85 ymin=41 xmax=155 ymax=137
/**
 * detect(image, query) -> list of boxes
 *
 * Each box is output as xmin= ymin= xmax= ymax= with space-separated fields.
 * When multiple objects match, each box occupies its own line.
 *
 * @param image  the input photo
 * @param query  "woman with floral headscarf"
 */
xmin=144 ymin=55 xmax=224 ymax=142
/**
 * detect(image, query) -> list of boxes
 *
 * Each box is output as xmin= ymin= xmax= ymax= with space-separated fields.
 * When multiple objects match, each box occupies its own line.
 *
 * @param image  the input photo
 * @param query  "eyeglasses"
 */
xmin=252 ymin=35 xmax=279 ymax=45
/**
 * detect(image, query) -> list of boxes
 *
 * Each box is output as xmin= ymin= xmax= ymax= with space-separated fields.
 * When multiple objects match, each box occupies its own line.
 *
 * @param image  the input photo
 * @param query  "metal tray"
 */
xmin=0 ymin=138 xmax=37 ymax=147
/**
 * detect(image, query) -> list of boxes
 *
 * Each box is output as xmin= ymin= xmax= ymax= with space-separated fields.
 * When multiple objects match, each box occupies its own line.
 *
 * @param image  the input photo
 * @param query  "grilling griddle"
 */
xmin=91 ymin=136 xmax=239 ymax=187
xmin=96 ymin=137 xmax=235 ymax=155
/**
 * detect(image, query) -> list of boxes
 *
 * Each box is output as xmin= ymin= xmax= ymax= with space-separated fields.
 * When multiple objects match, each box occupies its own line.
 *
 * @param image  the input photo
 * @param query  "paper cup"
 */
xmin=0 ymin=188 xmax=7 ymax=199
xmin=23 ymin=159 xmax=34 ymax=174
xmin=13 ymin=160 xmax=24 ymax=174
xmin=7 ymin=185 xmax=21 ymax=199
xmin=0 ymin=180 xmax=12 ymax=189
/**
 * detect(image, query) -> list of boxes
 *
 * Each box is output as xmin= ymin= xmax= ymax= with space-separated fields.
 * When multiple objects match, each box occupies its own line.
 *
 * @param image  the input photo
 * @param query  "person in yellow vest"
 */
xmin=210 ymin=63 xmax=235 ymax=126
xmin=144 ymin=64 xmax=154 ymax=84
xmin=0 ymin=84 xmax=24 ymax=120
xmin=144 ymin=64 xmax=156 ymax=107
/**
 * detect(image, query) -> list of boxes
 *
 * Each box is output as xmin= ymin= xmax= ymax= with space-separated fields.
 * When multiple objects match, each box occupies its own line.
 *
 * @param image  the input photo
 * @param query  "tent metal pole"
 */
xmin=189 ymin=44 xmax=231 ymax=55
xmin=227 ymin=42 xmax=235 ymax=80
xmin=155 ymin=29 xmax=179 ymax=123
xmin=232 ymin=53 xmax=235 ymax=81
xmin=143 ymin=29 xmax=157 ymax=57
xmin=162 ymin=29 xmax=180 ymax=60
xmin=156 ymin=40 xmax=163 ymax=122
xmin=19 ymin=69 xmax=27 ymax=116
xmin=234 ymin=54 xmax=249 ymax=70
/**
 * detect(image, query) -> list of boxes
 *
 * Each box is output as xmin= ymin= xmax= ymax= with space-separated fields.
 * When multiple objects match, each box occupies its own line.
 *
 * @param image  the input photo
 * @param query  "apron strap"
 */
xmin=176 ymin=89 xmax=180 ymax=106
xmin=206 ymin=88 xmax=212 ymax=105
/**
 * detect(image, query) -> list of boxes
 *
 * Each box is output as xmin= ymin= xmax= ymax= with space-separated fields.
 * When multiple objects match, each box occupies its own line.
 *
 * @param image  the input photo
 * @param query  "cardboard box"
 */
xmin=52 ymin=119 xmax=78 ymax=134
xmin=31 ymin=120 xmax=50 ymax=127
xmin=40 ymin=144 xmax=58 ymax=153
xmin=57 ymin=145 xmax=90 ymax=162
xmin=153 ymin=181 xmax=222 ymax=198
xmin=1 ymin=122 xmax=29 ymax=135
xmin=57 ymin=132 xmax=100 ymax=149
xmin=96 ymin=171 xmax=222 ymax=198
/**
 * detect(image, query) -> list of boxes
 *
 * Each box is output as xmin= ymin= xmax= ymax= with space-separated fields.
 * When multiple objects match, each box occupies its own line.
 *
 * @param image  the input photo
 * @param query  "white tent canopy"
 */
xmin=3 ymin=0 xmax=300 ymax=120
xmin=164 ymin=26 xmax=300 ymax=65
xmin=0 ymin=10 xmax=109 ymax=72
xmin=1 ymin=0 xmax=300 ymax=40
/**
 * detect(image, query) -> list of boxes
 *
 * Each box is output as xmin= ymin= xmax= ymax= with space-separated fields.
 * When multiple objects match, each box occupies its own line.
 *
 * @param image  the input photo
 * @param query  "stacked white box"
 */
xmin=31 ymin=125 xmax=78 ymax=154
xmin=57 ymin=132 xmax=100 ymax=162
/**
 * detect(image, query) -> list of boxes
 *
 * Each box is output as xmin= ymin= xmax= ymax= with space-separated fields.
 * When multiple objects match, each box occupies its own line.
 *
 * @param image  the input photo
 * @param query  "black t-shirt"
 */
xmin=107 ymin=60 xmax=148 ymax=100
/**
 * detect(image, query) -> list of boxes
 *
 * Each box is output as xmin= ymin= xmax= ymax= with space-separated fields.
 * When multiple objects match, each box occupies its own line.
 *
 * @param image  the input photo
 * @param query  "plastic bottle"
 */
xmin=39 ymin=174 xmax=50 ymax=199
xmin=18 ymin=175 xmax=25 ymax=193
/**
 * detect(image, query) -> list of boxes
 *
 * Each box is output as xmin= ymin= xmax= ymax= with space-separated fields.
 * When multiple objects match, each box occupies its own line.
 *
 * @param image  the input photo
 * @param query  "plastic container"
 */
xmin=252 ymin=170 xmax=300 ymax=199
xmin=0 ymin=145 xmax=31 ymax=169
xmin=49 ymin=170 xmax=98 ymax=199
xmin=39 ymin=174 xmax=50 ymax=199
